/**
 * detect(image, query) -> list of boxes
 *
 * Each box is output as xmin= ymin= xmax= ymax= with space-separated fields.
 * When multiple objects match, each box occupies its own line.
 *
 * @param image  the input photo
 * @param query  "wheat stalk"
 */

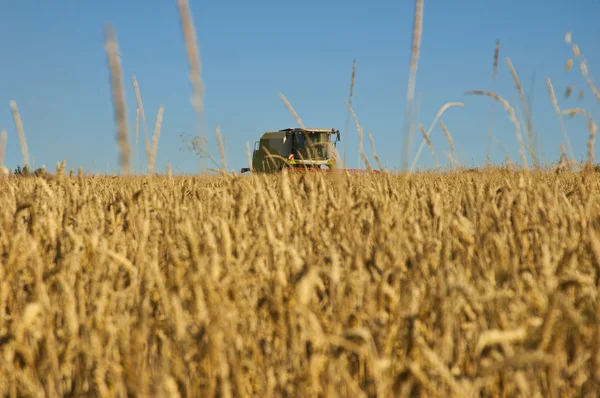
xmin=215 ymin=124 xmax=227 ymax=172
xmin=9 ymin=101 xmax=29 ymax=169
xmin=148 ymin=105 xmax=164 ymax=176
xmin=344 ymin=100 xmax=370 ymax=170
xmin=409 ymin=102 xmax=465 ymax=172
xmin=135 ymin=108 xmax=140 ymax=174
xmin=579 ymin=60 xmax=600 ymax=105
xmin=0 ymin=129 xmax=6 ymax=167
xmin=439 ymin=121 xmax=459 ymax=168
xmin=506 ymin=58 xmax=539 ymax=167
xmin=487 ymin=39 xmax=500 ymax=164
xmin=401 ymin=0 xmax=424 ymax=171
xmin=466 ymin=90 xmax=529 ymax=170
xmin=546 ymin=77 xmax=575 ymax=162
xmin=343 ymin=59 xmax=357 ymax=169
xmin=104 ymin=25 xmax=131 ymax=175
xmin=132 ymin=76 xmax=151 ymax=164
xmin=279 ymin=93 xmax=305 ymax=128
xmin=176 ymin=0 xmax=208 ymax=171
xmin=368 ymin=133 xmax=384 ymax=171
xmin=560 ymin=108 xmax=597 ymax=165
xmin=419 ymin=124 xmax=438 ymax=168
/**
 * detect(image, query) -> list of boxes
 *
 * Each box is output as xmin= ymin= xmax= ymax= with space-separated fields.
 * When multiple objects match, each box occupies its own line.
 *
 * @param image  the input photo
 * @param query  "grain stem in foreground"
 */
xmin=506 ymin=57 xmax=539 ymax=167
xmin=409 ymin=102 xmax=465 ymax=172
xmin=401 ymin=0 xmax=423 ymax=171
xmin=9 ymin=101 xmax=29 ymax=169
xmin=132 ymin=75 xmax=151 ymax=168
xmin=560 ymin=108 xmax=597 ymax=166
xmin=419 ymin=124 xmax=438 ymax=168
xmin=440 ymin=121 xmax=459 ymax=168
xmin=546 ymin=77 xmax=575 ymax=162
xmin=104 ymin=24 xmax=131 ymax=175
xmin=343 ymin=59 xmax=357 ymax=169
xmin=487 ymin=39 xmax=500 ymax=164
xmin=148 ymin=105 xmax=164 ymax=176
xmin=176 ymin=0 xmax=208 ymax=171
xmin=466 ymin=90 xmax=529 ymax=171
xmin=0 ymin=129 xmax=6 ymax=167
xmin=279 ymin=93 xmax=305 ymax=129
xmin=344 ymin=100 xmax=371 ymax=170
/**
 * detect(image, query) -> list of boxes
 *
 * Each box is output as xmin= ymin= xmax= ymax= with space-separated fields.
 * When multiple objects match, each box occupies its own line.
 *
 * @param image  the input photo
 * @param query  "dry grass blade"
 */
xmin=466 ymin=90 xmax=529 ymax=170
xmin=401 ymin=0 xmax=423 ymax=171
xmin=104 ymin=25 xmax=131 ymax=175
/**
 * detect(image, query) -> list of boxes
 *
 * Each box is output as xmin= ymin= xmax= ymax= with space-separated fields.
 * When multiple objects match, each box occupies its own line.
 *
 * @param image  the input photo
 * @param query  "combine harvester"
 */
xmin=240 ymin=127 xmax=378 ymax=174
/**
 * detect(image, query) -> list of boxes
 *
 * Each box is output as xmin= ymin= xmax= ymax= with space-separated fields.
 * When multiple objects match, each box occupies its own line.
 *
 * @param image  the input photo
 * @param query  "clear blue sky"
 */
xmin=0 ymin=0 xmax=599 ymax=174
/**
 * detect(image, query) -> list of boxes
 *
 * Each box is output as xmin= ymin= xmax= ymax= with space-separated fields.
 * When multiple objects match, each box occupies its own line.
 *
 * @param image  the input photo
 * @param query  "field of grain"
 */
xmin=0 ymin=169 xmax=599 ymax=397
xmin=1 ymin=0 xmax=600 ymax=396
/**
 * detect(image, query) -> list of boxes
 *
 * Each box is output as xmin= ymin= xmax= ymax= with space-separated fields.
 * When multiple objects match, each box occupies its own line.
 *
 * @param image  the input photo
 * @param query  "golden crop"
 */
xmin=0 ymin=169 xmax=599 ymax=397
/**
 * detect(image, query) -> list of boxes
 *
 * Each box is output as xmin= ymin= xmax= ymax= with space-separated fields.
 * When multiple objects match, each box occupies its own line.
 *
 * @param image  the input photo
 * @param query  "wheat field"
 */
xmin=1 ymin=0 xmax=600 ymax=396
xmin=0 ymin=169 xmax=599 ymax=397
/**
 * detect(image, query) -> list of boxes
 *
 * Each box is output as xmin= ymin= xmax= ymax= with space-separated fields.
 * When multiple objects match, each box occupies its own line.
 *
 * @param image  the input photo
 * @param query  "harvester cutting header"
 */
xmin=240 ymin=127 xmax=376 ymax=174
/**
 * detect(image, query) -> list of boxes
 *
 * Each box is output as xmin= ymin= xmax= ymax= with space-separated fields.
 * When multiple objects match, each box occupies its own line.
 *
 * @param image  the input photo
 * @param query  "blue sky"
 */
xmin=0 ymin=0 xmax=599 ymax=174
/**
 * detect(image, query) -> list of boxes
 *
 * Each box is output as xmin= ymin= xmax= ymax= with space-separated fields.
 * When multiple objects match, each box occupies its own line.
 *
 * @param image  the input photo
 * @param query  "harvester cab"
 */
xmin=240 ymin=128 xmax=341 ymax=173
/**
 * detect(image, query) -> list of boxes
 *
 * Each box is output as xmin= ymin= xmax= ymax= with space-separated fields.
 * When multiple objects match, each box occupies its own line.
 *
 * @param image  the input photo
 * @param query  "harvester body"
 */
xmin=241 ymin=128 xmax=340 ymax=173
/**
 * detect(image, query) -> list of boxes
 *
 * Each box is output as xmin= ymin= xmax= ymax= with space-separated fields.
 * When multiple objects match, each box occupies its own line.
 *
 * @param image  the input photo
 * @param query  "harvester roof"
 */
xmin=278 ymin=128 xmax=339 ymax=134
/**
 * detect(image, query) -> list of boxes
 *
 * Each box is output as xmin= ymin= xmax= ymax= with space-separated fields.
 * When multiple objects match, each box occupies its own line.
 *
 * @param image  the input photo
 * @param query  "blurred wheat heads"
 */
xmin=104 ymin=24 xmax=131 ymax=175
